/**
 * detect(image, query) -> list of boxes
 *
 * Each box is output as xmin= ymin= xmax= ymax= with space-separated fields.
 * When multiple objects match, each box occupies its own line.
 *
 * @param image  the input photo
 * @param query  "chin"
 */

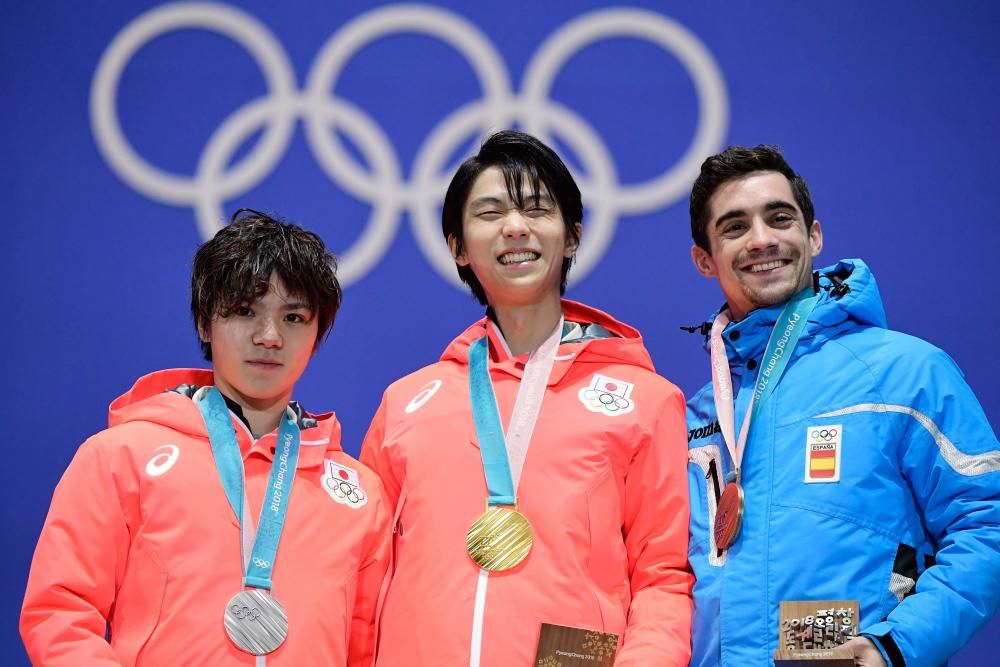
xmin=749 ymin=283 xmax=802 ymax=309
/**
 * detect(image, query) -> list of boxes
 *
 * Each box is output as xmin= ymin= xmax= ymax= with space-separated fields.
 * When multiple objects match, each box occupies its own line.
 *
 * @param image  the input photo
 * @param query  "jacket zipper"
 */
xmin=469 ymin=569 xmax=489 ymax=667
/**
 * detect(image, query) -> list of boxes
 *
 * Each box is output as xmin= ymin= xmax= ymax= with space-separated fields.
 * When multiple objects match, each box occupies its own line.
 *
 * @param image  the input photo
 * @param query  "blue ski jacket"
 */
xmin=686 ymin=259 xmax=1000 ymax=667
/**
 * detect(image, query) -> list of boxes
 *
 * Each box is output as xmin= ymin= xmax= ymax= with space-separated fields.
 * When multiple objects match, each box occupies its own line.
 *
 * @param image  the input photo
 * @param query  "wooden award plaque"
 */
xmin=773 ymin=600 xmax=860 ymax=666
xmin=533 ymin=623 xmax=618 ymax=666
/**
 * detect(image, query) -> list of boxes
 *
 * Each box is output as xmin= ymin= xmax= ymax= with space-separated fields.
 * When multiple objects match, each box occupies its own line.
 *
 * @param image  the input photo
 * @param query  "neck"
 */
xmin=213 ymin=378 xmax=290 ymax=438
xmin=491 ymin=294 xmax=563 ymax=356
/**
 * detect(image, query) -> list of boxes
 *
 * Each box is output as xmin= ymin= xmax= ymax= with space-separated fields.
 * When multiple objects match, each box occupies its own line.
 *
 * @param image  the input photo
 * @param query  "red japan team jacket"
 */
xmin=362 ymin=300 xmax=693 ymax=666
xmin=21 ymin=368 xmax=390 ymax=666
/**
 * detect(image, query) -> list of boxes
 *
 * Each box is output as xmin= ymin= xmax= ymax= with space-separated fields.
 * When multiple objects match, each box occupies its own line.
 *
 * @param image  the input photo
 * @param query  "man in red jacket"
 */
xmin=21 ymin=210 xmax=390 ymax=666
xmin=361 ymin=131 xmax=693 ymax=666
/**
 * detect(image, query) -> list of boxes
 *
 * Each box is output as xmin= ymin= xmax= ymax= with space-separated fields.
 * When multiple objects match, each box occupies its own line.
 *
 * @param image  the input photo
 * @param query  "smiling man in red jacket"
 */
xmin=361 ymin=130 xmax=693 ymax=666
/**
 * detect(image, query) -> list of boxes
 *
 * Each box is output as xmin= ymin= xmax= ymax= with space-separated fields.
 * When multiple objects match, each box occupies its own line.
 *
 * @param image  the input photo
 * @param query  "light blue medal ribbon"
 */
xmin=712 ymin=287 xmax=820 ymax=486
xmin=711 ymin=287 xmax=820 ymax=552
xmin=198 ymin=387 xmax=301 ymax=589
xmin=748 ymin=288 xmax=819 ymax=425
xmin=468 ymin=337 xmax=516 ymax=506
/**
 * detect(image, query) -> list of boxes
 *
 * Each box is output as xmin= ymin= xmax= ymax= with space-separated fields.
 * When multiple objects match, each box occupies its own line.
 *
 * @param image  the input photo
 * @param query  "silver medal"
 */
xmin=223 ymin=589 xmax=288 ymax=655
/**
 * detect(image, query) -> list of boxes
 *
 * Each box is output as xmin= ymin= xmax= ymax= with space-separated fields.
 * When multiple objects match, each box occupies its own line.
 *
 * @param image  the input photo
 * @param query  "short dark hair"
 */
xmin=689 ymin=144 xmax=815 ymax=251
xmin=441 ymin=130 xmax=583 ymax=305
xmin=191 ymin=209 xmax=343 ymax=361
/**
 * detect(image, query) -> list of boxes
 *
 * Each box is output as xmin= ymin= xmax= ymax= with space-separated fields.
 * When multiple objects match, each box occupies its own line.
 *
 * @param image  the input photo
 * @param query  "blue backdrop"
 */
xmin=5 ymin=2 xmax=998 ymax=664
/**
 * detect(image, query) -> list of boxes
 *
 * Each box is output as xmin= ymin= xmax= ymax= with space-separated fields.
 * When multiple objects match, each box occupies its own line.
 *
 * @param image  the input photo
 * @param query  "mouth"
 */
xmin=497 ymin=250 xmax=540 ymax=265
xmin=743 ymin=258 xmax=792 ymax=273
xmin=246 ymin=359 xmax=282 ymax=369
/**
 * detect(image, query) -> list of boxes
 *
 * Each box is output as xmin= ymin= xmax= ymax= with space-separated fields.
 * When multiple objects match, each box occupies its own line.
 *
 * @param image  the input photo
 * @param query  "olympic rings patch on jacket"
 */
xmin=322 ymin=460 xmax=368 ymax=508
xmin=578 ymin=374 xmax=636 ymax=416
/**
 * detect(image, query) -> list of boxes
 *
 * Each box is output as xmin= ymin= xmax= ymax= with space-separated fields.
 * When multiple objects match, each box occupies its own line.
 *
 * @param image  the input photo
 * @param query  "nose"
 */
xmin=502 ymin=210 xmax=530 ymax=238
xmin=253 ymin=317 xmax=282 ymax=348
xmin=746 ymin=218 xmax=779 ymax=252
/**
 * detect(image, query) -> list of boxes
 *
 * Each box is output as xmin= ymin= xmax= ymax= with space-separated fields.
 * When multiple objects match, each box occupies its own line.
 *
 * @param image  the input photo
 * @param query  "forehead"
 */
xmin=466 ymin=166 xmax=551 ymax=206
xmin=706 ymin=170 xmax=799 ymax=221
xmin=245 ymin=272 xmax=309 ymax=306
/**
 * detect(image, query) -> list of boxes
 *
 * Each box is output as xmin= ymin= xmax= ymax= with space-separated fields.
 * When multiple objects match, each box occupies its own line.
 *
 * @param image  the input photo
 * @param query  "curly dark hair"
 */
xmin=191 ymin=209 xmax=342 ymax=360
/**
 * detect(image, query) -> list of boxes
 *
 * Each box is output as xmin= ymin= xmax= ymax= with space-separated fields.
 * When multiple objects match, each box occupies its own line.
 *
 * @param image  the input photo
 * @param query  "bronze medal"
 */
xmin=714 ymin=481 xmax=744 ymax=551
xmin=466 ymin=506 xmax=533 ymax=571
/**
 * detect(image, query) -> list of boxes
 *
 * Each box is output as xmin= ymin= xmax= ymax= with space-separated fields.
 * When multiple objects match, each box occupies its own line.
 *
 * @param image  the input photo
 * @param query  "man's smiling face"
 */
xmin=450 ymin=166 xmax=579 ymax=308
xmin=691 ymin=170 xmax=823 ymax=320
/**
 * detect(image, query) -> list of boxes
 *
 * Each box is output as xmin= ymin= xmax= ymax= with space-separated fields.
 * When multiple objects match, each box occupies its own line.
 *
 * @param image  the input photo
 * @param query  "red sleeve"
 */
xmin=359 ymin=397 xmax=401 ymax=508
xmin=615 ymin=384 xmax=694 ymax=666
xmin=20 ymin=436 xmax=130 ymax=666
xmin=347 ymin=476 xmax=392 ymax=667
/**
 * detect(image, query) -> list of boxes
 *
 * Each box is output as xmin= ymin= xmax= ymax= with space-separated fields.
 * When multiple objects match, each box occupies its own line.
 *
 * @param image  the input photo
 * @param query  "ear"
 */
xmin=808 ymin=220 xmax=823 ymax=258
xmin=691 ymin=244 xmax=718 ymax=278
xmin=448 ymin=234 xmax=469 ymax=267
xmin=564 ymin=222 xmax=582 ymax=257
xmin=198 ymin=320 xmax=211 ymax=344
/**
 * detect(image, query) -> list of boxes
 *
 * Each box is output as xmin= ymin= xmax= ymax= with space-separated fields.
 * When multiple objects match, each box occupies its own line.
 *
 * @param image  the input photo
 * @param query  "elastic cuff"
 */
xmin=862 ymin=632 xmax=905 ymax=667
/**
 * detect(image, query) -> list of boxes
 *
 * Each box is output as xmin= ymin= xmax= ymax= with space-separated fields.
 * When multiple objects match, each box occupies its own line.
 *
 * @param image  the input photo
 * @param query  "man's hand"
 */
xmin=842 ymin=637 xmax=888 ymax=667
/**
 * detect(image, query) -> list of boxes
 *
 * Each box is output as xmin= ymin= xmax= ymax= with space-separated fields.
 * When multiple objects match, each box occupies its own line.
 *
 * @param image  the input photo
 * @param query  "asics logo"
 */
xmin=145 ymin=444 xmax=180 ymax=477
xmin=91 ymin=3 xmax=728 ymax=289
xmin=405 ymin=379 xmax=443 ymax=414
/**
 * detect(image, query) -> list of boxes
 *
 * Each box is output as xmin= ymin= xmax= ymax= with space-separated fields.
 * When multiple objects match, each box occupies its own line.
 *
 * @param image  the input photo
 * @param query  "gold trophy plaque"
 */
xmin=773 ymin=600 xmax=859 ymax=666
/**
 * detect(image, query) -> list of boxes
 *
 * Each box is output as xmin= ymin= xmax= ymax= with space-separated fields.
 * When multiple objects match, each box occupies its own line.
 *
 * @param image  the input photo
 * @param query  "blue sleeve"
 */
xmin=861 ymin=348 xmax=1000 ymax=667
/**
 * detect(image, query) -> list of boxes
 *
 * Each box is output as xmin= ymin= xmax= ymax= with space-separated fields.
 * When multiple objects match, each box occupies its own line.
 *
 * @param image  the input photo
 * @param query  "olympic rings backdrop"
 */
xmin=4 ymin=2 xmax=998 ymax=663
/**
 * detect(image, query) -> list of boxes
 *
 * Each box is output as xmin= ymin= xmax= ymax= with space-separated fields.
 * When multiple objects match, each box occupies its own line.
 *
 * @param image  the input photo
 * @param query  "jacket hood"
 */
xmin=440 ymin=299 xmax=655 ymax=373
xmin=107 ymin=368 xmax=341 ymax=448
xmin=696 ymin=258 xmax=888 ymax=360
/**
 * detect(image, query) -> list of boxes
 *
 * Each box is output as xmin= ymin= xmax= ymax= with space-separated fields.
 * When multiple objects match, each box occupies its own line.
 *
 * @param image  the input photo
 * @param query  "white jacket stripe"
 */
xmin=813 ymin=403 xmax=1000 ymax=476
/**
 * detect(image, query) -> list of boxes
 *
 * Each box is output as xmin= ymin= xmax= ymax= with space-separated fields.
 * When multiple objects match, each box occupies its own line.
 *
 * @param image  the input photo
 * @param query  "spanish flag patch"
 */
xmin=805 ymin=425 xmax=842 ymax=483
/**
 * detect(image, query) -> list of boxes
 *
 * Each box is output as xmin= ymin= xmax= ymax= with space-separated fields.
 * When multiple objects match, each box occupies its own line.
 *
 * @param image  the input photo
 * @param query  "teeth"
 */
xmin=748 ymin=260 xmax=785 ymax=273
xmin=499 ymin=251 xmax=539 ymax=265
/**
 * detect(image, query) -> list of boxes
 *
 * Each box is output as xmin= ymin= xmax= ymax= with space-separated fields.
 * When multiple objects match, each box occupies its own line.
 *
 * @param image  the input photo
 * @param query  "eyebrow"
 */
xmin=713 ymin=199 xmax=798 ymax=228
xmin=279 ymin=301 xmax=312 ymax=312
xmin=522 ymin=193 xmax=554 ymax=207
xmin=468 ymin=196 xmax=506 ymax=209
xmin=468 ymin=193 xmax=554 ymax=209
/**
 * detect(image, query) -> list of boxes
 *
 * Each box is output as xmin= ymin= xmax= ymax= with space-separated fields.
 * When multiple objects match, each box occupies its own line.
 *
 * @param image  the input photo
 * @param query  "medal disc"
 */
xmin=714 ymin=481 xmax=744 ymax=551
xmin=224 ymin=589 xmax=288 ymax=655
xmin=466 ymin=506 xmax=533 ymax=571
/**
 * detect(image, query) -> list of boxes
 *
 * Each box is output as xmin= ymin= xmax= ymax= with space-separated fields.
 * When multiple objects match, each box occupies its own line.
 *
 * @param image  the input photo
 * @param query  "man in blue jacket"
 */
xmin=684 ymin=144 xmax=999 ymax=667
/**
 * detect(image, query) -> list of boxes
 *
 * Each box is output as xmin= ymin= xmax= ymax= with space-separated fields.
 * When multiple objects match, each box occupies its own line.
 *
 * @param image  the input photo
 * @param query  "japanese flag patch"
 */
xmin=805 ymin=425 xmax=842 ymax=483
xmin=578 ymin=374 xmax=635 ymax=416
xmin=322 ymin=460 xmax=368 ymax=508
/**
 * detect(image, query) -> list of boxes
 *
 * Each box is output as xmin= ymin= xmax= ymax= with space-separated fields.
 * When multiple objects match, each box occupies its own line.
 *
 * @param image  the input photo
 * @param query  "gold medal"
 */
xmin=714 ymin=481 xmax=744 ymax=551
xmin=466 ymin=506 xmax=533 ymax=571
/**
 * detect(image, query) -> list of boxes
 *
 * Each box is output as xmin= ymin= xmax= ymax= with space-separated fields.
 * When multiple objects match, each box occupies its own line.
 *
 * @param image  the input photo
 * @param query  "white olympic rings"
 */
xmin=91 ymin=2 xmax=728 ymax=288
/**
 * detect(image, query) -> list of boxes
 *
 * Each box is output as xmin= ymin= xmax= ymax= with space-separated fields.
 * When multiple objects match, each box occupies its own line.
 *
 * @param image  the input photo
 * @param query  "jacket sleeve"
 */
xmin=615 ymin=383 xmax=694 ymax=667
xmin=347 ymin=476 xmax=392 ymax=667
xmin=860 ymin=349 xmax=1000 ymax=667
xmin=20 ymin=436 xmax=129 ymax=666
xmin=359 ymin=396 xmax=401 ymax=509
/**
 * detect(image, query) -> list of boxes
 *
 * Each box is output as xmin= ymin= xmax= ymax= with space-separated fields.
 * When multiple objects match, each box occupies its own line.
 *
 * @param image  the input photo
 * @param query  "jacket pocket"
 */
xmin=109 ymin=534 xmax=167 ymax=666
xmin=586 ymin=466 xmax=628 ymax=632
xmin=688 ymin=444 xmax=726 ymax=567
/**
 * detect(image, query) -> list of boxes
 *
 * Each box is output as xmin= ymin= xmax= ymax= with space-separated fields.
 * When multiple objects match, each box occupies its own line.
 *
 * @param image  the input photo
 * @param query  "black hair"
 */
xmin=689 ymin=144 xmax=815 ymax=251
xmin=191 ymin=209 xmax=342 ymax=360
xmin=441 ymin=130 xmax=583 ymax=305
